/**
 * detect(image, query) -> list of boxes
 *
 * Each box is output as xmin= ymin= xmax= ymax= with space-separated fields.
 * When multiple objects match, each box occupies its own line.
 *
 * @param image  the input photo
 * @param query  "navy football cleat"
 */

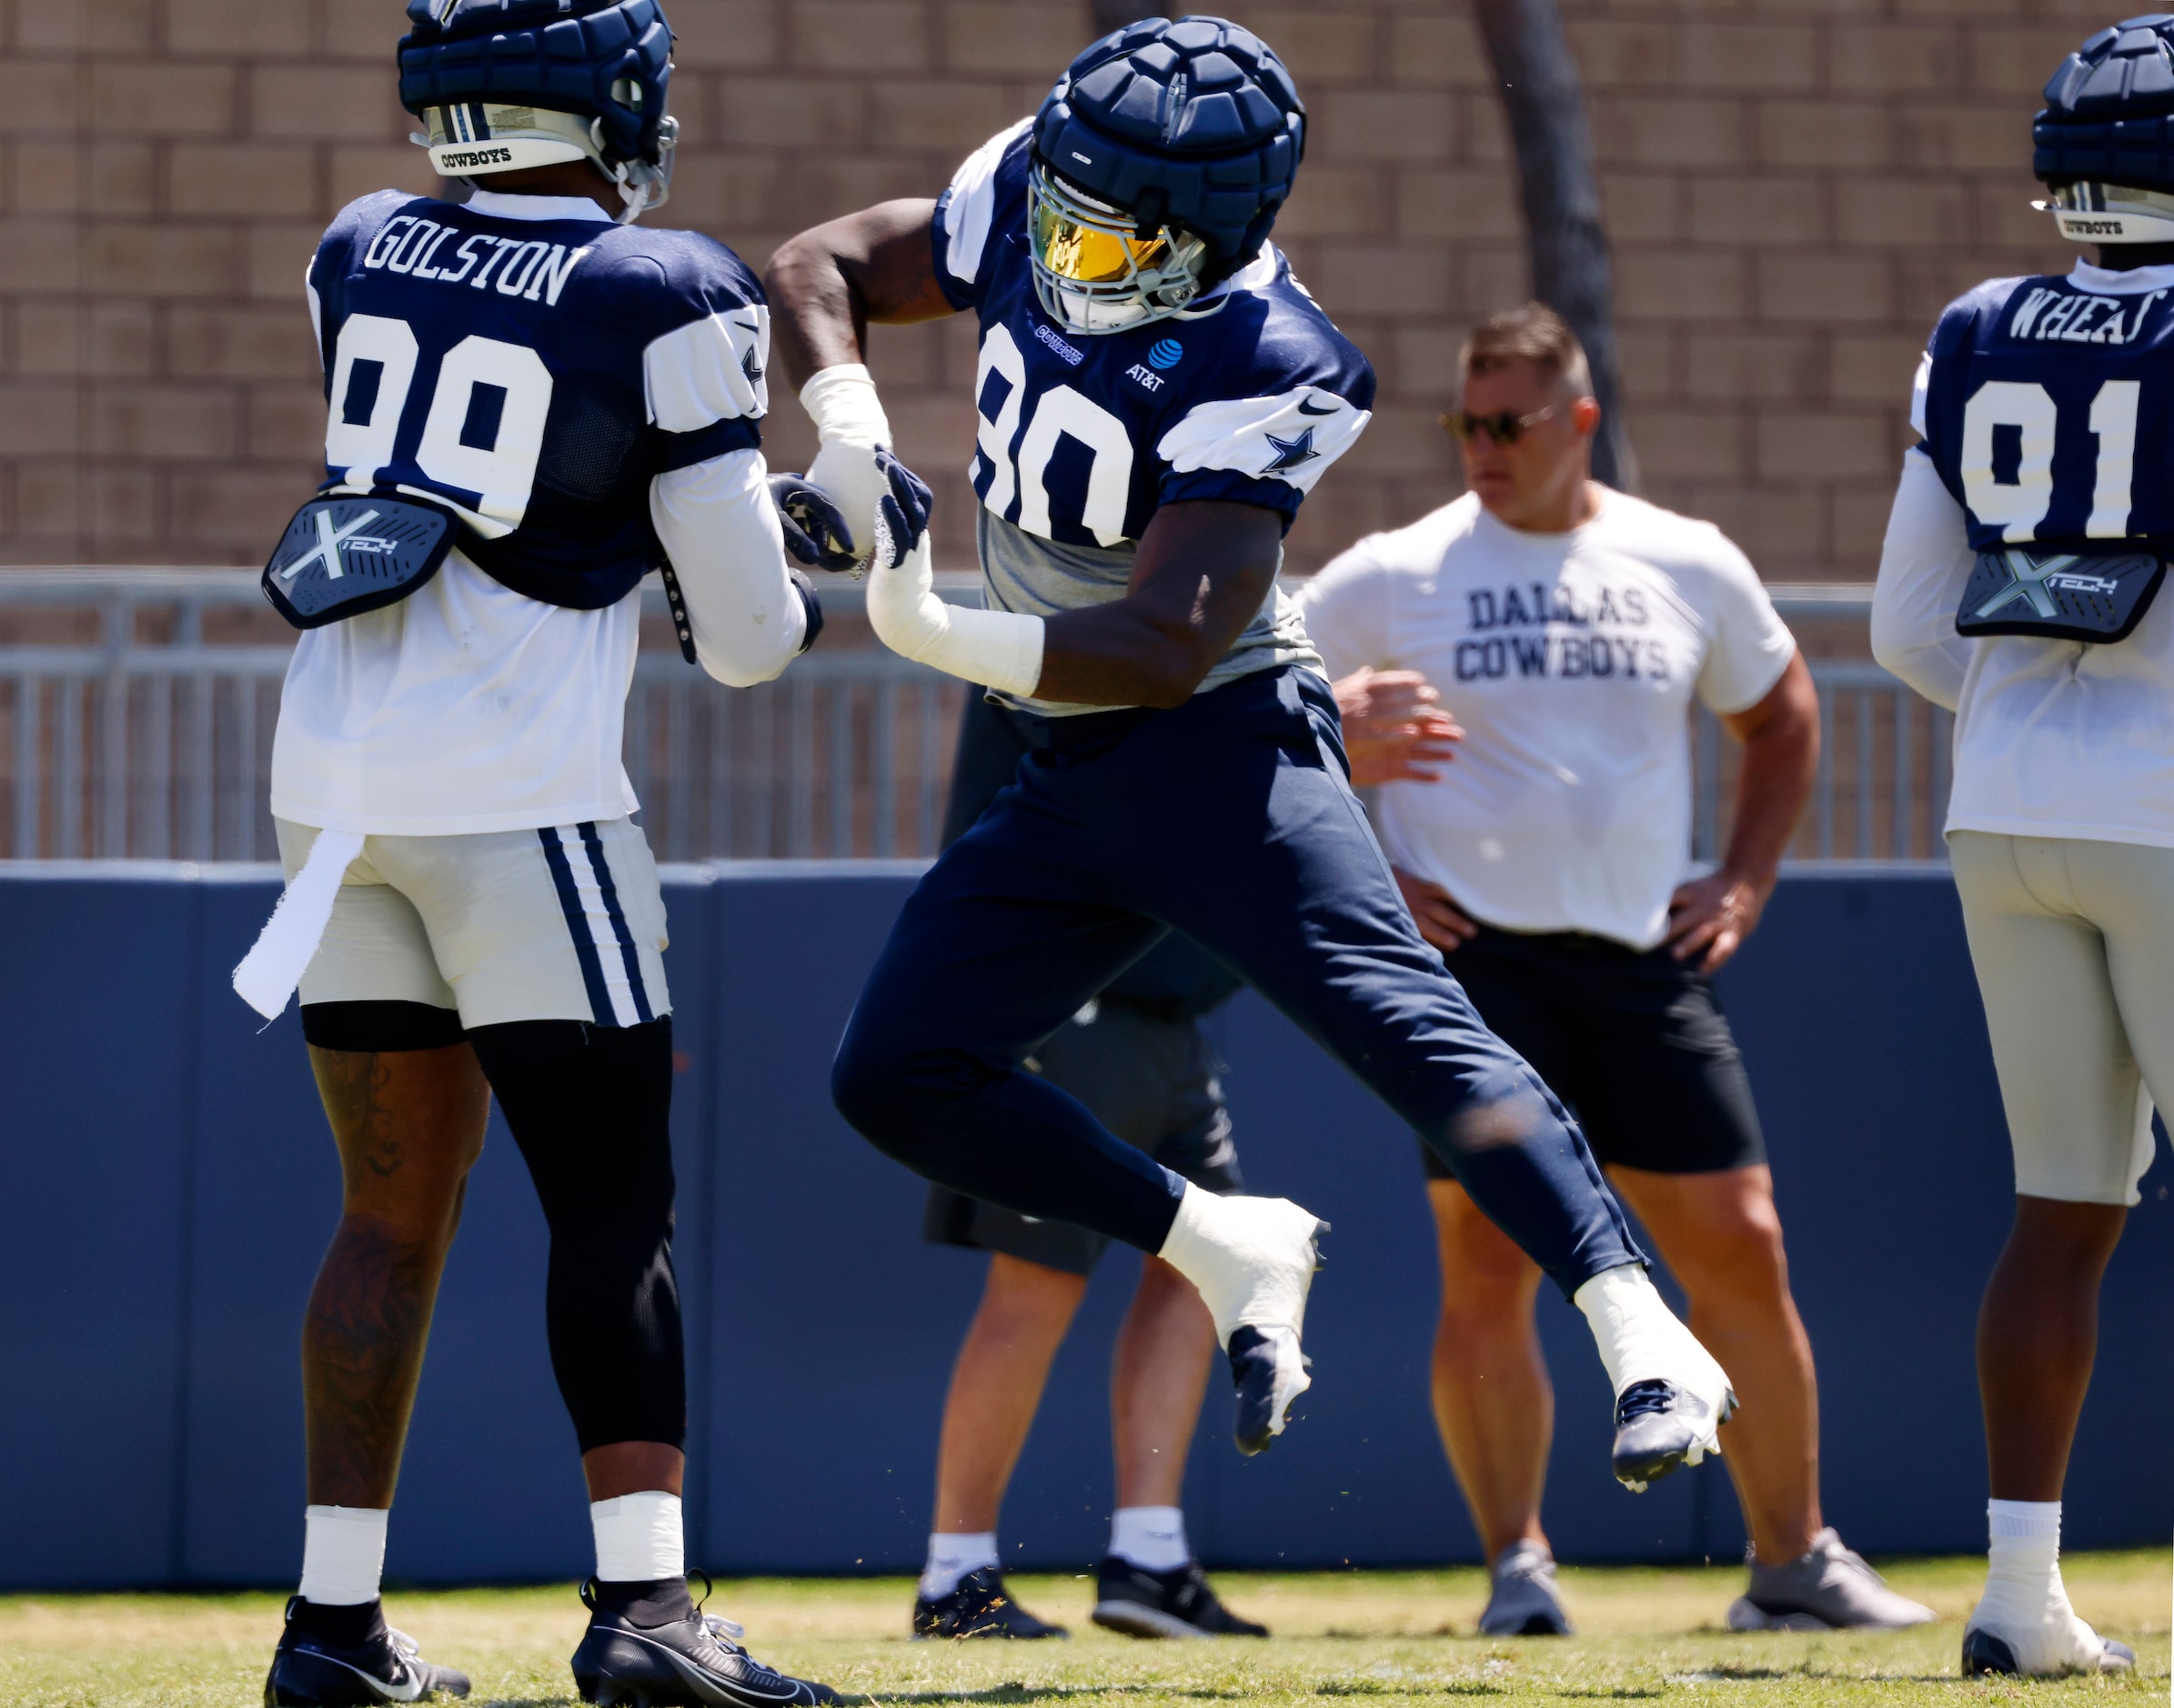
xmin=912 ymin=1567 xmax=1068 ymax=1640
xmin=1611 ymin=1377 xmax=1734 ymax=1492
xmin=572 ymin=1578 xmax=837 ymax=1707
xmin=264 ymin=1597 xmax=469 ymax=1706
xmin=1091 ymin=1558 xmax=1266 ymax=1639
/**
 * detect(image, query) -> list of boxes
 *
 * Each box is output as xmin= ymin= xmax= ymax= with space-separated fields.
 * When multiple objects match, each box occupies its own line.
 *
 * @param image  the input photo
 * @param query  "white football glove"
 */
xmin=864 ymin=453 xmax=1043 ymax=698
xmin=800 ymin=364 xmax=894 ymax=568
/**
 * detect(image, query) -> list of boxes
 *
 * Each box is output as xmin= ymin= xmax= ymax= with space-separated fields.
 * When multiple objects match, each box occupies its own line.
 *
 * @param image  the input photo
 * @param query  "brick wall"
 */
xmin=0 ymin=0 xmax=2089 ymax=578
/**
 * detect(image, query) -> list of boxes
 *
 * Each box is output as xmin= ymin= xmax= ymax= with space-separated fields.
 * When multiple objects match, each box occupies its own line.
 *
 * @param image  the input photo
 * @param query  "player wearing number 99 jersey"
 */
xmin=254 ymin=5 xmax=840 ymax=1706
xmin=1871 ymin=13 xmax=2174 ymax=1684
xmin=771 ymin=15 xmax=1734 ymax=1494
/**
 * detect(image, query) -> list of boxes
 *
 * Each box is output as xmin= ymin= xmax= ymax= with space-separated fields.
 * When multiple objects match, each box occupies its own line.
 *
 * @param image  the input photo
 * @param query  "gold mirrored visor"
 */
xmin=1031 ymin=198 xmax=1169 ymax=285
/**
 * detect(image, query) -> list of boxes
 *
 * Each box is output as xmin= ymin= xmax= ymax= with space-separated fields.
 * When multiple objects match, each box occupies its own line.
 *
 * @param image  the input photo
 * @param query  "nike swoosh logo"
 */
xmin=307 ymin=1653 xmax=427 ymax=1703
xmin=626 ymin=1630 xmax=802 ymax=1705
xmin=1296 ymin=397 xmax=1338 ymax=416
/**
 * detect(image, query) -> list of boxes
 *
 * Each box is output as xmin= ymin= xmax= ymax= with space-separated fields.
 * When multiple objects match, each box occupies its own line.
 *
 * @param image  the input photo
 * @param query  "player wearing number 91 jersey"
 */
xmin=1871 ymin=11 xmax=2174 ymax=1685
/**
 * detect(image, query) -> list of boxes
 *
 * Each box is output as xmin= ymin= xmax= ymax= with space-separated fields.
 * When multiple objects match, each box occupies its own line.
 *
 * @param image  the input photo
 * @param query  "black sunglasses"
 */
xmin=1440 ymin=405 xmax=1557 ymax=446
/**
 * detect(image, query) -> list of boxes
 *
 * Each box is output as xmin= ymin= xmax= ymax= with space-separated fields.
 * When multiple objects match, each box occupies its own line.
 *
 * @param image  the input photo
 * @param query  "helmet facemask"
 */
xmin=1028 ymin=161 xmax=1219 ymax=335
xmin=2036 ymin=180 xmax=2174 ymax=245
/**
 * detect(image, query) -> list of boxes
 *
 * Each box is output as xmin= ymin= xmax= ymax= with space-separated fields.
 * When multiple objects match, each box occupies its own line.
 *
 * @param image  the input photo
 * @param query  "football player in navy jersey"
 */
xmin=250 ymin=4 xmax=838 ymax=1703
xmin=1871 ymin=15 xmax=2174 ymax=1681
xmin=770 ymin=15 xmax=1733 ymax=1491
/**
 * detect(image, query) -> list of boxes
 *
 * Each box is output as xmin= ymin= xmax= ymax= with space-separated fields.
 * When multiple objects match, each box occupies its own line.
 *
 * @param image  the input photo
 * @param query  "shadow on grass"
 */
xmin=842 ymin=1687 xmax=1244 ymax=1706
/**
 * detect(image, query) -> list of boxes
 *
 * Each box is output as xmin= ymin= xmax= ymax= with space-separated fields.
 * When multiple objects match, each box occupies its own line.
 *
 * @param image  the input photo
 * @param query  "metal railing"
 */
xmin=0 ymin=573 xmax=1946 ymax=864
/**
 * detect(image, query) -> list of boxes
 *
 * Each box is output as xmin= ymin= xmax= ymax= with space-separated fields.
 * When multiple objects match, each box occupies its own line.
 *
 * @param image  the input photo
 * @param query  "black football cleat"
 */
xmin=1091 ymin=1558 xmax=1266 ymax=1639
xmin=572 ymin=1577 xmax=837 ymax=1707
xmin=264 ymin=1596 xmax=469 ymax=1706
xmin=1611 ymin=1377 xmax=1734 ymax=1492
xmin=911 ymin=1567 xmax=1068 ymax=1640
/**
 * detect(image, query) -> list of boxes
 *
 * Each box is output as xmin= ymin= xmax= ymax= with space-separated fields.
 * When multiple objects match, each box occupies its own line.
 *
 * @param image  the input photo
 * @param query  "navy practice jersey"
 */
xmin=1920 ymin=269 xmax=2174 ymax=554
xmin=931 ymin=122 xmax=1375 ymax=549
xmin=307 ymin=189 xmax=770 ymax=609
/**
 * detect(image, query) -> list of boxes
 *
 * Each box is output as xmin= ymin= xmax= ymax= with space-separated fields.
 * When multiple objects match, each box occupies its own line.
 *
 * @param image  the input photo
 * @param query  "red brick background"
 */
xmin=0 ymin=0 xmax=2090 ymax=578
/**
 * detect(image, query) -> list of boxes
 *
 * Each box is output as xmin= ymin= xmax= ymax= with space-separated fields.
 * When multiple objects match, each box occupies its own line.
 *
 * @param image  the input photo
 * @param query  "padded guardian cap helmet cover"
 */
xmin=399 ymin=0 xmax=678 ymax=218
xmin=1030 ymin=15 xmax=1304 ymax=333
xmin=2035 ymin=14 xmax=2174 ymax=242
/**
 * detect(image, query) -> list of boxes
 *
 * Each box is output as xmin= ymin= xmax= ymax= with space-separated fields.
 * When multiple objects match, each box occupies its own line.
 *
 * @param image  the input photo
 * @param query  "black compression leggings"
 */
xmin=468 ymin=1016 xmax=686 ymax=1454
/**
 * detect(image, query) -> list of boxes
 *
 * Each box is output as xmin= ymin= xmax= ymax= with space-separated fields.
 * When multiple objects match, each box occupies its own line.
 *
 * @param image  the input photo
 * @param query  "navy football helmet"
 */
xmin=398 ymin=0 xmax=678 ymax=220
xmin=1030 ymin=15 xmax=1304 ymax=334
xmin=2035 ymin=14 xmax=2174 ymax=242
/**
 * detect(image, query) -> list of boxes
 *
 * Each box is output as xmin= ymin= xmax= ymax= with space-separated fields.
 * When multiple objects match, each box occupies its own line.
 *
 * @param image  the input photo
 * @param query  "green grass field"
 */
xmin=3 ymin=1552 xmax=2165 ymax=1706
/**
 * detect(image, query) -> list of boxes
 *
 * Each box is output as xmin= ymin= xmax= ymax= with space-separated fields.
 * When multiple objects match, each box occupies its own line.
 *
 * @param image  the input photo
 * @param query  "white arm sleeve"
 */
xmin=649 ymin=450 xmax=807 ymax=689
xmin=1870 ymin=447 xmax=1974 ymax=713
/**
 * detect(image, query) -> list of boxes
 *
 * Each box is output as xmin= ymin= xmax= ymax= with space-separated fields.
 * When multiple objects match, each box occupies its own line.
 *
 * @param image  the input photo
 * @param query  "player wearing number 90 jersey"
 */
xmin=1872 ymin=13 xmax=2174 ymax=1685
xmin=773 ymin=15 xmax=1734 ymax=1495
xmin=931 ymin=116 xmax=1374 ymax=713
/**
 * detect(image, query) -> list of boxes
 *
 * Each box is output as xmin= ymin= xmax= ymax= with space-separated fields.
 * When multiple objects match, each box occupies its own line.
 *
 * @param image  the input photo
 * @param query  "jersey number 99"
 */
xmin=325 ymin=313 xmax=554 ymax=538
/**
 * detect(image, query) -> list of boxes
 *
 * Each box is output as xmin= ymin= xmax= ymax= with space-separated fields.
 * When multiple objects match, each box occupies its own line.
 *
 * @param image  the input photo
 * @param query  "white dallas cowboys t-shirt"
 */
xmin=1298 ymin=490 xmax=1796 ymax=950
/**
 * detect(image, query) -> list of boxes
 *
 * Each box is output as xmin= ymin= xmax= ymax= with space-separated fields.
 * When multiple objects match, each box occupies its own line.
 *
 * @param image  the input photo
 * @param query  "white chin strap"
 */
xmin=2038 ymin=184 xmax=2174 ymax=244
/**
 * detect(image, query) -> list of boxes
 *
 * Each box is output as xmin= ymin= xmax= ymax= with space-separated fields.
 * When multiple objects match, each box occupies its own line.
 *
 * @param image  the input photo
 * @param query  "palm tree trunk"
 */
xmin=1080 ymin=1 xmax=1637 ymax=487
xmin=1473 ymin=0 xmax=1639 ymax=490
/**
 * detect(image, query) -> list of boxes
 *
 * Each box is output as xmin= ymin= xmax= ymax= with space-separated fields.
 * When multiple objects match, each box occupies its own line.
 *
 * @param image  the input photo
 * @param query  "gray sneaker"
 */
xmin=1478 ymin=1542 xmax=1573 ymax=1636
xmin=1726 ymin=1529 xmax=1935 ymax=1631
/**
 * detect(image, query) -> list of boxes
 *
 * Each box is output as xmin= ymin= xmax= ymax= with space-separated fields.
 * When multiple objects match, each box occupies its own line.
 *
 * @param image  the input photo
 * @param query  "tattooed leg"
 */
xmin=302 ymin=1042 xmax=491 ymax=1509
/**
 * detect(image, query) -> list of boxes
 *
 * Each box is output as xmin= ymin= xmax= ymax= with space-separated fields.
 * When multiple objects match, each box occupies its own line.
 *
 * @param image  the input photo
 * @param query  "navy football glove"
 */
xmin=871 ymin=450 xmax=935 ymax=571
xmin=767 ymin=474 xmax=859 ymax=573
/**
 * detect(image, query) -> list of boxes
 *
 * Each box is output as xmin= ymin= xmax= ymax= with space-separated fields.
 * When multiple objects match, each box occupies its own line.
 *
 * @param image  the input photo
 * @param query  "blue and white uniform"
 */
xmin=1874 ymin=259 xmax=2174 ymax=1208
xmin=269 ymin=188 xmax=806 ymax=1032
xmin=831 ymin=131 xmax=1644 ymax=1297
xmin=932 ymin=121 xmax=1373 ymax=714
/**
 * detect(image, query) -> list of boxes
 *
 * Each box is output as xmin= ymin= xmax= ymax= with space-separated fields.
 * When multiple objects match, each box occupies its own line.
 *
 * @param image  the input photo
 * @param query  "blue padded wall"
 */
xmin=0 ymin=862 xmax=2162 ymax=1588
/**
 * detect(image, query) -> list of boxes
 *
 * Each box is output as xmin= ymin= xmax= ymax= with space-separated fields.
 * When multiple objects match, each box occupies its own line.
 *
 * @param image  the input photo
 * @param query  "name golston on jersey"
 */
xmin=931 ymin=121 xmax=1375 ymax=554
xmin=1920 ymin=272 xmax=2174 ymax=555
xmin=307 ymin=189 xmax=770 ymax=609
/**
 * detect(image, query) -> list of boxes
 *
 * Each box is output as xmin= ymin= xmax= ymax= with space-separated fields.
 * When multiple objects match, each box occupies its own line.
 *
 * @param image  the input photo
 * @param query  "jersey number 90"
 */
xmin=325 ymin=313 xmax=554 ymax=538
xmin=973 ymin=325 xmax=1134 ymax=548
xmin=1962 ymin=378 xmax=2139 ymax=542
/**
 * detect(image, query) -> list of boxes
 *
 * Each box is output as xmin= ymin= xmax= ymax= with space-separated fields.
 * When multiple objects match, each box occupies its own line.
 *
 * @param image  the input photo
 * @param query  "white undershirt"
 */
xmin=1871 ymin=258 xmax=2174 ymax=849
xmin=272 ymin=192 xmax=803 ymax=837
xmin=1299 ymin=490 xmax=1796 ymax=949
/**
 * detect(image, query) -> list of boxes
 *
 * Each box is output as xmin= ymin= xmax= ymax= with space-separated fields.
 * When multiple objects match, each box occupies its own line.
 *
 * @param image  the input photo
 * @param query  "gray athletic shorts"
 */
xmin=276 ymin=816 xmax=670 ymax=1033
xmin=1951 ymin=829 xmax=2172 ymax=1206
xmin=922 ymin=997 xmax=1244 ymax=1276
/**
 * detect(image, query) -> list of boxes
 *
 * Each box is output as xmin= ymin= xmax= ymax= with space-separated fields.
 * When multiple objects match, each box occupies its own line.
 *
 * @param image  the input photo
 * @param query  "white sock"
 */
xmin=298 ymin=1505 xmax=388 ymax=1606
xmin=1109 ymin=1506 xmax=1189 ymax=1572
xmin=1573 ymin=1263 xmax=1721 ymax=1397
xmin=921 ymin=1532 xmax=998 ymax=1600
xmin=1978 ymin=1500 xmax=2064 ymax=1626
xmin=591 ymin=1492 xmax=684 ymax=1583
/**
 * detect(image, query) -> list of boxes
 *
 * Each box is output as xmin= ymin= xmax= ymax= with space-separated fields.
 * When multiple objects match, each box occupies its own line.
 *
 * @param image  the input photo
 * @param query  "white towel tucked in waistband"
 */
xmin=232 ymin=829 xmax=366 ymax=1020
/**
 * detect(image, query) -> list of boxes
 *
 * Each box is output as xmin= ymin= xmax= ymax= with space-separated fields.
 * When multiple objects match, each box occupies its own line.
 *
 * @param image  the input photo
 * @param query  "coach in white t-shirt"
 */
xmin=1300 ymin=305 xmax=1927 ymax=1638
